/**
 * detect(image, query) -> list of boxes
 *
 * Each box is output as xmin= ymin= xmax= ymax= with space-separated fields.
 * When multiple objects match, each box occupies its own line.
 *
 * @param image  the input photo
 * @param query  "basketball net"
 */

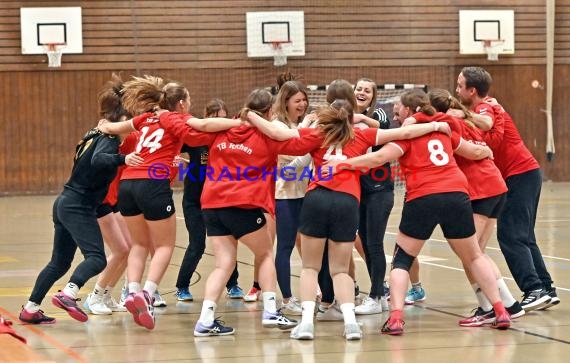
xmin=483 ymin=39 xmax=504 ymax=61
xmin=271 ymin=42 xmax=288 ymax=67
xmin=43 ymin=43 xmax=65 ymax=68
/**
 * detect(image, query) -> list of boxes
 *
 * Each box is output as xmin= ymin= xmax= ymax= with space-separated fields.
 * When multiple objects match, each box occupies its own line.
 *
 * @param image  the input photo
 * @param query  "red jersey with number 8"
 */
xmin=390 ymin=113 xmax=468 ymax=202
xmin=121 ymin=112 xmax=190 ymax=182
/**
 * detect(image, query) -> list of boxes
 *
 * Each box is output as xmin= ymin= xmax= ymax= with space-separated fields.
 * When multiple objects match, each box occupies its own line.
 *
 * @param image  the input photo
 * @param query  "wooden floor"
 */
xmin=1 ymin=183 xmax=570 ymax=362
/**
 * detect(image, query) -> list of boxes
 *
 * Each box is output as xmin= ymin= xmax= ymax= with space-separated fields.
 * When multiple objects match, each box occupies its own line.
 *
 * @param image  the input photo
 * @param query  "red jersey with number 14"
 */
xmin=121 ymin=112 xmax=191 ymax=182
xmin=391 ymin=113 xmax=468 ymax=202
xmin=308 ymin=128 xmax=380 ymax=202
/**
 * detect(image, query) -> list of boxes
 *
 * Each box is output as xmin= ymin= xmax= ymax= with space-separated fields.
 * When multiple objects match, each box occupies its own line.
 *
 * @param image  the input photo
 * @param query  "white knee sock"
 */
xmin=472 ymin=283 xmax=493 ymax=311
xmin=262 ymin=292 xmax=277 ymax=313
xmin=340 ymin=303 xmax=357 ymax=325
xmin=63 ymin=282 xmax=79 ymax=299
xmin=497 ymin=278 xmax=517 ymax=307
xmin=199 ymin=300 xmax=217 ymax=326
xmin=301 ymin=301 xmax=316 ymax=324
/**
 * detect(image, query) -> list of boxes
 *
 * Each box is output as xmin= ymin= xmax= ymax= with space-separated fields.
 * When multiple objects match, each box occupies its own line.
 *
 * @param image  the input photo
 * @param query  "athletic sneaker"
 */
xmin=52 ymin=291 xmax=88 ymax=322
xmin=118 ymin=285 xmax=128 ymax=307
xmin=262 ymin=310 xmax=298 ymax=329
xmin=404 ymin=287 xmax=426 ymax=305
xmin=380 ymin=296 xmax=390 ymax=312
xmin=344 ymin=323 xmax=362 ymax=340
xmin=243 ymin=287 xmax=261 ymax=302
xmin=520 ymin=289 xmax=551 ymax=312
xmin=194 ymin=319 xmax=235 ymax=337
xmin=133 ymin=291 xmax=155 ymax=330
xmin=458 ymin=307 xmax=495 ymax=327
xmin=491 ymin=310 xmax=511 ymax=330
xmin=383 ymin=281 xmax=390 ymax=300
xmin=289 ymin=322 xmax=314 ymax=340
xmin=506 ymin=301 xmax=525 ymax=319
xmin=123 ymin=293 xmax=141 ymax=326
xmin=316 ymin=302 xmax=344 ymax=321
xmin=226 ymin=285 xmax=245 ymax=299
xmin=381 ymin=317 xmax=405 ymax=335
xmin=84 ymin=293 xmax=112 ymax=315
xmin=538 ymin=287 xmax=561 ymax=310
xmin=104 ymin=293 xmax=127 ymax=312
xmin=19 ymin=308 xmax=56 ymax=324
xmin=175 ymin=288 xmax=194 ymax=302
xmin=281 ymin=297 xmax=303 ymax=316
xmin=355 ymin=296 xmax=382 ymax=315
xmin=153 ymin=291 xmax=167 ymax=308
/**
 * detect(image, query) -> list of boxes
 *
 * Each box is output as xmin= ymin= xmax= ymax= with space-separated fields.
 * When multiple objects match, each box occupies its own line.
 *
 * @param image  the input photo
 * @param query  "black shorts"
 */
xmin=118 ymin=179 xmax=175 ymax=221
xmin=96 ymin=203 xmax=119 ymax=219
xmin=399 ymin=192 xmax=475 ymax=240
xmin=299 ymin=187 xmax=359 ymax=242
xmin=471 ymin=193 xmax=506 ymax=218
xmin=203 ymin=207 xmax=266 ymax=240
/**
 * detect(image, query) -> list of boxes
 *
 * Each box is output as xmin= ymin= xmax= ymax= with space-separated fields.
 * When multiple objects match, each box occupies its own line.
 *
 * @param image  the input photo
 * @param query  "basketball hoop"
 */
xmin=271 ymin=41 xmax=289 ymax=67
xmin=483 ymin=39 xmax=504 ymax=61
xmin=43 ymin=43 xmax=65 ymax=68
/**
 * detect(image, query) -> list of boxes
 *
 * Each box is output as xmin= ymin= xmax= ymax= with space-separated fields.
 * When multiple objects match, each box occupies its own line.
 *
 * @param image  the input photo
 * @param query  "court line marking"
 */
xmin=385 ymin=231 xmax=570 ymax=262
xmin=421 ymin=305 xmax=570 ymax=345
xmin=0 ymin=306 xmax=89 ymax=363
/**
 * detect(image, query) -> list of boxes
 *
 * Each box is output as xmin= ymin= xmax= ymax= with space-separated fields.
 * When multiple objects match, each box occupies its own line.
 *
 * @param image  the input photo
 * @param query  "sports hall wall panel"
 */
xmin=0 ymin=1 xmax=568 ymax=194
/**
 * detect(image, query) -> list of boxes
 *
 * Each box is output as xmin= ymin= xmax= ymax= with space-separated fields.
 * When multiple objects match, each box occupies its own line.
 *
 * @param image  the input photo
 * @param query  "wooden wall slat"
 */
xmin=1 ymin=0 xmax=569 ymax=194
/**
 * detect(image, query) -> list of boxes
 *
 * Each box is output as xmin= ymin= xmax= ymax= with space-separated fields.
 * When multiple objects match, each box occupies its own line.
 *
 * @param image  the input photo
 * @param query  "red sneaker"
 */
xmin=51 ymin=292 xmax=88 ymax=322
xmin=243 ymin=287 xmax=261 ymax=302
xmin=381 ymin=317 xmax=405 ymax=335
xmin=491 ymin=310 xmax=511 ymax=330
xmin=19 ymin=307 xmax=56 ymax=325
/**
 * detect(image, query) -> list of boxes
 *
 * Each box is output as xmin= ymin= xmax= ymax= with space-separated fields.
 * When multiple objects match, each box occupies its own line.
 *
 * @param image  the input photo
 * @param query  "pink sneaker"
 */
xmin=51 ymin=292 xmax=88 ymax=322
xmin=19 ymin=307 xmax=56 ymax=325
xmin=133 ymin=291 xmax=155 ymax=330
xmin=124 ymin=293 xmax=141 ymax=326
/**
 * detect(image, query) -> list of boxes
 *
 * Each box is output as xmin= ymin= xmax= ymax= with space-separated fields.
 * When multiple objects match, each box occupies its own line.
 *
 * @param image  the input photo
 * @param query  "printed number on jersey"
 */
xmin=427 ymin=139 xmax=449 ymax=166
xmin=323 ymin=145 xmax=347 ymax=161
xmin=136 ymin=126 xmax=164 ymax=153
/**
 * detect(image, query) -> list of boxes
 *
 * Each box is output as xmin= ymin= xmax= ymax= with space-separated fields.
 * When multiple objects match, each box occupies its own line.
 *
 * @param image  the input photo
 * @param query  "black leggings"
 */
xmin=29 ymin=193 xmax=107 ymax=304
xmin=359 ymin=191 xmax=394 ymax=298
xmin=176 ymin=195 xmax=238 ymax=289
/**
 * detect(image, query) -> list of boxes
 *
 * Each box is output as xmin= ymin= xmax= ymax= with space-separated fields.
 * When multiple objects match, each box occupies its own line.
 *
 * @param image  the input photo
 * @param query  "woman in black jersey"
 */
xmin=19 ymin=75 xmax=141 ymax=324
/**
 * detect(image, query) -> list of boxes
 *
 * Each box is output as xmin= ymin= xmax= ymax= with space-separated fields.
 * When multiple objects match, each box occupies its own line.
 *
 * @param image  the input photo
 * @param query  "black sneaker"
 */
xmin=506 ymin=301 xmax=526 ymax=319
xmin=538 ymin=287 xmax=560 ymax=310
xmin=520 ymin=289 xmax=551 ymax=312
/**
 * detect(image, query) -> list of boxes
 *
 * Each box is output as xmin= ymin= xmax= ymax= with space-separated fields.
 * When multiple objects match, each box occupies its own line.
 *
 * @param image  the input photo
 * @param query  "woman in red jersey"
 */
xmin=425 ymin=89 xmax=525 ymax=326
xmin=245 ymin=95 xmax=450 ymax=341
xmin=323 ymin=89 xmax=511 ymax=335
xmin=97 ymin=75 xmax=241 ymax=330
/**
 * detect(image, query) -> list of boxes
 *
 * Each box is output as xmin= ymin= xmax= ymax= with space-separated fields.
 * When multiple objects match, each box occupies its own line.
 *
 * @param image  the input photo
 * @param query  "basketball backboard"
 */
xmin=459 ymin=10 xmax=514 ymax=55
xmin=20 ymin=7 xmax=83 ymax=54
xmin=246 ymin=11 xmax=305 ymax=58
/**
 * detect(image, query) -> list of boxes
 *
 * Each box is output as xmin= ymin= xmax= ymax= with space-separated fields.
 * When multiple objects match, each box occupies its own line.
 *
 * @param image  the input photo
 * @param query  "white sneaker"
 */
xmin=281 ymin=297 xmax=303 ymax=316
xmin=104 ymin=293 xmax=127 ymax=312
xmin=88 ymin=293 xmax=112 ymax=315
xmin=290 ymin=322 xmax=314 ymax=340
xmin=118 ymin=285 xmax=128 ymax=307
xmin=344 ymin=323 xmax=362 ymax=340
xmin=316 ymin=302 xmax=343 ymax=321
xmin=355 ymin=296 xmax=382 ymax=315
xmin=153 ymin=291 xmax=167 ymax=307
xmin=380 ymin=296 xmax=390 ymax=312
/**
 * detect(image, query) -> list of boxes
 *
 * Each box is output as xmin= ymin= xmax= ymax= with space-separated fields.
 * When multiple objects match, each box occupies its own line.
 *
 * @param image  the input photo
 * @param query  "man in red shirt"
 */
xmin=455 ymin=67 xmax=559 ymax=311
